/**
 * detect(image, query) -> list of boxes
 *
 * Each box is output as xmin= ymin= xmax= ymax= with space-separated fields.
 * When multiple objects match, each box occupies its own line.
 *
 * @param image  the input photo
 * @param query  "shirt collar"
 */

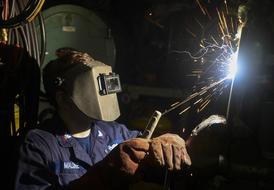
xmin=52 ymin=114 xmax=93 ymax=148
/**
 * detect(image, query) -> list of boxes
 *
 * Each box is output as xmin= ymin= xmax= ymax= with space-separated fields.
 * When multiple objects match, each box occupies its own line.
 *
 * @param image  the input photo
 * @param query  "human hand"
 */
xmin=104 ymin=138 xmax=150 ymax=177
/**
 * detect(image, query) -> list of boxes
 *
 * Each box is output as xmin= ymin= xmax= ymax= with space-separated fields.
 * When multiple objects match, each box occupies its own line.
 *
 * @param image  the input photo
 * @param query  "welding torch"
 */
xmin=141 ymin=110 xmax=173 ymax=189
xmin=141 ymin=110 xmax=162 ymax=139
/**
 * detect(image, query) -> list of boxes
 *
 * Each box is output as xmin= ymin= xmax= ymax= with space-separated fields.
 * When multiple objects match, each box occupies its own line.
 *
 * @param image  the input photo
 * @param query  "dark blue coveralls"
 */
xmin=15 ymin=115 xmax=140 ymax=189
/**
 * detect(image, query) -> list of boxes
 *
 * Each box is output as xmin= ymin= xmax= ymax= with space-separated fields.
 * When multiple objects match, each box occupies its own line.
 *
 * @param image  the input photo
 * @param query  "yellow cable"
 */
xmin=26 ymin=0 xmax=45 ymax=22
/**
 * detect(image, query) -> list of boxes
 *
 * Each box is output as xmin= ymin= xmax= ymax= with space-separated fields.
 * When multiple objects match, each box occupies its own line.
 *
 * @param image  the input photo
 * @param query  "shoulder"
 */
xmin=95 ymin=120 xmax=126 ymax=129
xmin=22 ymin=114 xmax=66 ymax=145
xmin=22 ymin=128 xmax=58 ymax=150
xmin=94 ymin=120 xmax=130 ymax=133
xmin=25 ymin=128 xmax=55 ymax=139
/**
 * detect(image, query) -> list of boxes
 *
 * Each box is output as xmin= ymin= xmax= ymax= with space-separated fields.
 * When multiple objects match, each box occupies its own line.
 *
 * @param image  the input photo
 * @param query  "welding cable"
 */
xmin=11 ymin=0 xmax=45 ymax=63
xmin=18 ymin=27 xmax=29 ymax=52
xmin=23 ymin=24 xmax=32 ymax=56
xmin=18 ymin=1 xmax=32 ymax=54
xmin=8 ymin=0 xmax=15 ymax=44
xmin=34 ymin=22 xmax=41 ymax=65
xmin=7 ymin=28 xmax=15 ymax=44
xmin=0 ymin=0 xmax=45 ymax=29
xmin=26 ymin=0 xmax=44 ymax=22
xmin=16 ymin=28 xmax=25 ymax=48
xmin=14 ymin=27 xmax=19 ymax=45
xmin=7 ymin=27 xmax=13 ymax=44
xmin=9 ymin=1 xmax=27 ymax=49
xmin=18 ymin=0 xmax=33 ymax=57
xmin=20 ymin=0 xmax=41 ymax=60
xmin=27 ymin=23 xmax=36 ymax=59
xmin=29 ymin=22 xmax=36 ymax=60
xmin=1 ymin=0 xmax=9 ymax=20
xmin=37 ymin=13 xmax=46 ymax=65
xmin=30 ymin=21 xmax=40 ymax=65
xmin=14 ymin=0 xmax=28 ymax=48
xmin=28 ymin=19 xmax=36 ymax=58
xmin=7 ymin=0 xmax=19 ymax=45
xmin=9 ymin=0 xmax=15 ymax=17
xmin=19 ymin=0 xmax=45 ymax=24
xmin=8 ymin=28 xmax=19 ymax=46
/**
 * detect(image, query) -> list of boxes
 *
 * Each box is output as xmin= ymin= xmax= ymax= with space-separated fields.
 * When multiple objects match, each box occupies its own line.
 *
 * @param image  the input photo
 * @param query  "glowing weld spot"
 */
xmin=227 ymin=52 xmax=238 ymax=79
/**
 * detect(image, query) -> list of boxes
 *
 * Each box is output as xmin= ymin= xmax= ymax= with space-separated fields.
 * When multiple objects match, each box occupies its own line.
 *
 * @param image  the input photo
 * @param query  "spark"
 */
xmin=179 ymin=106 xmax=191 ymax=115
xmin=170 ymin=102 xmax=180 ymax=107
xmin=196 ymin=0 xmax=206 ymax=15
xmin=224 ymin=0 xmax=229 ymax=15
xmin=211 ymin=36 xmax=219 ymax=46
xmin=198 ymin=99 xmax=211 ymax=112
xmin=222 ymin=11 xmax=229 ymax=36
xmin=199 ymin=90 xmax=207 ymax=96
xmin=161 ymin=0 xmax=243 ymax=120
xmin=230 ymin=16 xmax=235 ymax=33
xmin=162 ymin=78 xmax=226 ymax=116
xmin=204 ymin=6 xmax=212 ymax=20
xmin=186 ymin=28 xmax=197 ymax=38
xmin=195 ymin=17 xmax=204 ymax=29
xmin=194 ymin=98 xmax=203 ymax=105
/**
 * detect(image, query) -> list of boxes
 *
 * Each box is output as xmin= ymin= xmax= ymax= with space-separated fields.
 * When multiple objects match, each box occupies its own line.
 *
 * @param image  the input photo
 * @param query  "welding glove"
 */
xmin=68 ymin=138 xmax=151 ymax=190
xmin=140 ymin=133 xmax=191 ymax=183
xmin=149 ymin=133 xmax=191 ymax=170
xmin=68 ymin=135 xmax=191 ymax=189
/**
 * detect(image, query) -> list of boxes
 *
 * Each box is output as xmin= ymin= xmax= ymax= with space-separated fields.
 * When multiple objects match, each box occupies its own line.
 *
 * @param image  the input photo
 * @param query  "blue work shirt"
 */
xmin=15 ymin=115 xmax=140 ymax=190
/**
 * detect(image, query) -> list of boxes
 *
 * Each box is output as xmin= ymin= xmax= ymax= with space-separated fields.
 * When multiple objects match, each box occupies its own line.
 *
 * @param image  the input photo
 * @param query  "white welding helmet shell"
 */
xmin=58 ymin=60 xmax=121 ymax=121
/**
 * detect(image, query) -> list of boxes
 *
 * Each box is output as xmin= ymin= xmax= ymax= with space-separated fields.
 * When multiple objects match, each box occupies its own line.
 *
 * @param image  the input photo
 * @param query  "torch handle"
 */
xmin=141 ymin=110 xmax=162 ymax=139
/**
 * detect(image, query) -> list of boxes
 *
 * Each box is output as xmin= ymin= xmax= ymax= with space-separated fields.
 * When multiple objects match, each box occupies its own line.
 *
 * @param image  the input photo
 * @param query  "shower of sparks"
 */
xmin=162 ymin=0 xmax=244 ymax=117
xmin=163 ymin=77 xmax=227 ymax=116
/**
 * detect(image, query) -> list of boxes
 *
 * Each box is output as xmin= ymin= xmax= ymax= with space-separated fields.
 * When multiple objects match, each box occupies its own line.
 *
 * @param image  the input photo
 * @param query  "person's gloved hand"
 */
xmin=148 ymin=133 xmax=192 ymax=170
xmin=68 ymin=138 xmax=151 ymax=190
xmin=104 ymin=138 xmax=150 ymax=179
xmin=102 ymin=134 xmax=191 ymax=178
xmin=139 ymin=133 xmax=191 ymax=183
xmin=68 ymin=135 xmax=191 ymax=189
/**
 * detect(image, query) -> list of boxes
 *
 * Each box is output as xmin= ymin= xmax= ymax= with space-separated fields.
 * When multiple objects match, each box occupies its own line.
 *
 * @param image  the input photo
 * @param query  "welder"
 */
xmin=14 ymin=50 xmax=191 ymax=190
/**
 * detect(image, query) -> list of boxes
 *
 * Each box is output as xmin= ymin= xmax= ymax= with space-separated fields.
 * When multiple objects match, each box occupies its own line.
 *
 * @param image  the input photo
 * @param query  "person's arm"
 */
xmin=68 ymin=134 xmax=192 ymax=189
xmin=16 ymin=130 xmax=191 ymax=190
xmin=15 ymin=129 xmax=149 ymax=190
xmin=15 ymin=131 xmax=62 ymax=190
xmin=69 ymin=138 xmax=149 ymax=189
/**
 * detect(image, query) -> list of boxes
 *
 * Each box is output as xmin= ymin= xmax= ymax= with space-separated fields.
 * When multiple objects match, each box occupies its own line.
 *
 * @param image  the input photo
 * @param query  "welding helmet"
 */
xmin=43 ymin=52 xmax=121 ymax=121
